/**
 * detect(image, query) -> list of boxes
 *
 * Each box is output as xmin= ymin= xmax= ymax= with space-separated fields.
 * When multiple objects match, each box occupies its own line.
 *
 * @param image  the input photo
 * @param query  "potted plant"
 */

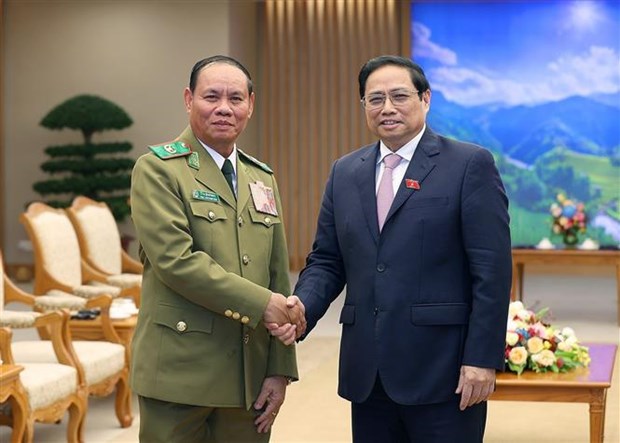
xmin=33 ymin=94 xmax=135 ymax=221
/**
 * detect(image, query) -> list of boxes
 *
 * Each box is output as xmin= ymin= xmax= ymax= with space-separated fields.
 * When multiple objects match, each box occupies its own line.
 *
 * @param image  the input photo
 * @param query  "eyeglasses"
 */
xmin=360 ymin=89 xmax=420 ymax=110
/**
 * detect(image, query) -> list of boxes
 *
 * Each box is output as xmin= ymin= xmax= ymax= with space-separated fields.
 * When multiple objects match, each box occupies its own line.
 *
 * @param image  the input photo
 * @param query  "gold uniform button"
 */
xmin=224 ymin=309 xmax=233 ymax=317
xmin=242 ymin=254 xmax=250 ymax=265
xmin=264 ymin=217 xmax=272 ymax=225
xmin=176 ymin=321 xmax=187 ymax=332
xmin=232 ymin=312 xmax=241 ymax=320
xmin=241 ymin=316 xmax=250 ymax=324
xmin=238 ymin=216 xmax=244 ymax=226
xmin=208 ymin=211 xmax=215 ymax=220
xmin=243 ymin=334 xmax=250 ymax=344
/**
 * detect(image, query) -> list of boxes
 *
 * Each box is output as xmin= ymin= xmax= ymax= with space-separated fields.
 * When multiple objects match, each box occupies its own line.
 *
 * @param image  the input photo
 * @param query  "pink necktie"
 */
xmin=377 ymin=153 xmax=402 ymax=231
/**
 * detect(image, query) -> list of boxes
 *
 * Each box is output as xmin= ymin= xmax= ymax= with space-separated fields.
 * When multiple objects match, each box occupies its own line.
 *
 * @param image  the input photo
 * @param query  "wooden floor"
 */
xmin=2 ymin=270 xmax=619 ymax=442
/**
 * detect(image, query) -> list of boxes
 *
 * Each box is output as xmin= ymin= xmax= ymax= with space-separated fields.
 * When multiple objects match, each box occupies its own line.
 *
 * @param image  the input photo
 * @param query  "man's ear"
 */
xmin=423 ymin=89 xmax=431 ymax=107
xmin=248 ymin=92 xmax=256 ymax=119
xmin=183 ymin=87 xmax=193 ymax=113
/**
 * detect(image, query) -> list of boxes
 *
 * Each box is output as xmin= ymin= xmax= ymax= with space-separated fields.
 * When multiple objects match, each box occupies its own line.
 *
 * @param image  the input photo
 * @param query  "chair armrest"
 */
xmin=33 ymin=310 xmax=81 ymax=370
xmin=83 ymin=295 xmax=123 ymax=345
xmin=121 ymin=250 xmax=143 ymax=274
xmin=0 ymin=311 xmax=79 ymax=375
xmin=0 ymin=327 xmax=16 ymax=364
xmin=82 ymin=259 xmax=109 ymax=283
xmin=3 ymin=275 xmax=37 ymax=307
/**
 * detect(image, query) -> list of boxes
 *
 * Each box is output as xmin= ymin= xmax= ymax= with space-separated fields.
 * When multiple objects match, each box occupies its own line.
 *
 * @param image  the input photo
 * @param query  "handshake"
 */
xmin=262 ymin=293 xmax=306 ymax=345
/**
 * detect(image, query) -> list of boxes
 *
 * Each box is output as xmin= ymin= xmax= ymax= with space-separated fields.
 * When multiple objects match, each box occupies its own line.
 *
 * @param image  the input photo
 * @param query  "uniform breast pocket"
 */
xmin=189 ymin=200 xmax=228 ymax=223
xmin=189 ymin=200 xmax=229 ymax=251
xmin=248 ymin=207 xmax=281 ymax=229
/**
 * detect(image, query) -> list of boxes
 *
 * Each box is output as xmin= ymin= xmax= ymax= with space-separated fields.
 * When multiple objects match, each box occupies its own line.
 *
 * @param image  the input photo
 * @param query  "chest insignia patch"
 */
xmin=192 ymin=190 xmax=220 ymax=203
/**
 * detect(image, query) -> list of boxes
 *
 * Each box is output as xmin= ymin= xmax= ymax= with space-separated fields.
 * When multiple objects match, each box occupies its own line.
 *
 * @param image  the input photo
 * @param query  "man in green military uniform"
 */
xmin=130 ymin=55 xmax=304 ymax=442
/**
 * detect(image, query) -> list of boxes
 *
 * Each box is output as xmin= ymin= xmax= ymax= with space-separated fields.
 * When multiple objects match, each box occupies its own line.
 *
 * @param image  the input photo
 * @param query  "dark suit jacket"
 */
xmin=295 ymin=127 xmax=512 ymax=405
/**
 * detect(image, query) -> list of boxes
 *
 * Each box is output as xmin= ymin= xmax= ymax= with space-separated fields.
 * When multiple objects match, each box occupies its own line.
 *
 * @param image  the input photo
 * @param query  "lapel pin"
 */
xmin=405 ymin=179 xmax=420 ymax=190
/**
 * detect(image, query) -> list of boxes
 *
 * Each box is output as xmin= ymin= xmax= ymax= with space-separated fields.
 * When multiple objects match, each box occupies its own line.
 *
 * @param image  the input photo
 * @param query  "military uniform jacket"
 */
xmin=129 ymin=126 xmax=298 ymax=409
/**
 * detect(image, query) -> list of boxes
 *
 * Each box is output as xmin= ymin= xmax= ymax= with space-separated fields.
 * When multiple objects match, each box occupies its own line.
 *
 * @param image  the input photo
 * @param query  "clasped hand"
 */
xmin=263 ymin=294 xmax=306 ymax=345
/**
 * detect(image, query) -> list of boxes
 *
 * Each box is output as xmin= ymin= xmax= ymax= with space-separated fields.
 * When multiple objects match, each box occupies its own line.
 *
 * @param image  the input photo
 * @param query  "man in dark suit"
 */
xmin=271 ymin=55 xmax=512 ymax=442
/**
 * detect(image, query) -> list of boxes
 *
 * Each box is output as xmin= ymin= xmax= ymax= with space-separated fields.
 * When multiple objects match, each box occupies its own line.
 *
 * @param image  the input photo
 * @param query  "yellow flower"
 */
xmin=506 ymin=331 xmax=519 ymax=346
xmin=557 ymin=341 xmax=571 ymax=352
xmin=532 ymin=349 xmax=556 ymax=367
xmin=508 ymin=301 xmax=524 ymax=318
xmin=509 ymin=347 xmax=528 ymax=366
xmin=527 ymin=336 xmax=544 ymax=354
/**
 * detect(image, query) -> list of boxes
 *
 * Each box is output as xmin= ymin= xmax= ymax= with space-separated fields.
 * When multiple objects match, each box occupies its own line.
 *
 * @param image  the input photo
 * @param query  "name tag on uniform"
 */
xmin=192 ymin=190 xmax=220 ymax=203
xmin=249 ymin=181 xmax=278 ymax=216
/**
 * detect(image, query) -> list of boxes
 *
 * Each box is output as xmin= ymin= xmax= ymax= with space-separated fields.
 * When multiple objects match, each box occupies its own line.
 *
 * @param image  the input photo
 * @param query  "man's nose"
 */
xmin=381 ymin=97 xmax=397 ymax=113
xmin=215 ymin=99 xmax=233 ymax=115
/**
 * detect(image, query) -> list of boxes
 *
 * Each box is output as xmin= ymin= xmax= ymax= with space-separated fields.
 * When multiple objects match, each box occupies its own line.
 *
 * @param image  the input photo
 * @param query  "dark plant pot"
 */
xmin=562 ymin=231 xmax=579 ymax=248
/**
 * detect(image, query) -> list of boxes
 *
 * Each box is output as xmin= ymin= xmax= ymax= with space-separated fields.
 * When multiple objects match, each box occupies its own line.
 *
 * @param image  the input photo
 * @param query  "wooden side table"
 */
xmin=0 ymin=365 xmax=28 ymax=443
xmin=491 ymin=343 xmax=617 ymax=443
xmin=69 ymin=314 xmax=137 ymax=348
xmin=511 ymin=249 xmax=620 ymax=324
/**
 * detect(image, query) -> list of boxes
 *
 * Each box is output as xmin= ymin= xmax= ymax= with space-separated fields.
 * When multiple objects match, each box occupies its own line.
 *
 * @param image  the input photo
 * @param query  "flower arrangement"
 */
xmin=505 ymin=301 xmax=590 ymax=375
xmin=549 ymin=193 xmax=587 ymax=246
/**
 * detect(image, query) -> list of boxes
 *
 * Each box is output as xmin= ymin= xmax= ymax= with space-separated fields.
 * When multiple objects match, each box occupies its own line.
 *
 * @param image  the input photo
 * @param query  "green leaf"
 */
xmin=40 ymin=95 xmax=132 ymax=134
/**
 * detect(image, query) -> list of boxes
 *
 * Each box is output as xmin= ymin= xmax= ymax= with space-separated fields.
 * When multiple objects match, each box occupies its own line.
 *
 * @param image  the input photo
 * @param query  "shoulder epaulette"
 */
xmin=149 ymin=141 xmax=192 ymax=159
xmin=238 ymin=149 xmax=273 ymax=173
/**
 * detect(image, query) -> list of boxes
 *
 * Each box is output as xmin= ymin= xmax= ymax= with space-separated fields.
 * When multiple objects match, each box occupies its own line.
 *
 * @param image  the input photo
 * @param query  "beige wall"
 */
xmin=3 ymin=0 xmax=258 ymax=263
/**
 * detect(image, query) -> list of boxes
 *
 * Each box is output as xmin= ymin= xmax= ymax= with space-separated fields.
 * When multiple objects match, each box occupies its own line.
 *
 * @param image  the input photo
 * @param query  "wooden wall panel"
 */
xmin=257 ymin=0 xmax=402 ymax=270
xmin=0 ymin=0 xmax=4 ymax=251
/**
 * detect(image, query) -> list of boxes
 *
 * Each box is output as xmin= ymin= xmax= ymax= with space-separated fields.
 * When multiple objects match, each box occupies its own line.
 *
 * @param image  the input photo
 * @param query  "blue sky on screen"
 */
xmin=411 ymin=0 xmax=620 ymax=107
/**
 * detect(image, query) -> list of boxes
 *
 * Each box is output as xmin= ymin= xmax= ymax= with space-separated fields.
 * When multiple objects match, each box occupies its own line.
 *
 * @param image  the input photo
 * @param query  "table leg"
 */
xmin=511 ymin=261 xmax=521 ymax=301
xmin=511 ymin=263 xmax=524 ymax=301
xmin=589 ymin=388 xmax=606 ymax=443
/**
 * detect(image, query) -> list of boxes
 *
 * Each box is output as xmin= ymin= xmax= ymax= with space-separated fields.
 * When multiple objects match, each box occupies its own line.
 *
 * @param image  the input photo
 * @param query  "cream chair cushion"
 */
xmin=0 ymin=310 xmax=41 ymax=328
xmin=74 ymin=205 xmax=122 ymax=275
xmin=20 ymin=363 xmax=79 ymax=410
xmin=31 ymin=210 xmax=82 ymax=288
xmin=75 ymin=283 xmax=121 ymax=299
xmin=106 ymin=273 xmax=142 ymax=289
xmin=34 ymin=290 xmax=88 ymax=311
xmin=12 ymin=340 xmax=125 ymax=385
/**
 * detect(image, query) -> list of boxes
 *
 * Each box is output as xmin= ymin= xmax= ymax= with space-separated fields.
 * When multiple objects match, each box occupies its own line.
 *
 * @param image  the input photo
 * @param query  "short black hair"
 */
xmin=358 ymin=55 xmax=430 ymax=99
xmin=189 ymin=55 xmax=253 ymax=94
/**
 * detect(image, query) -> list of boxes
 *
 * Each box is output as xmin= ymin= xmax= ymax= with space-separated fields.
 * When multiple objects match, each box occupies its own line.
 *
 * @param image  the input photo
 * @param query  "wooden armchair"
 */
xmin=0 ymin=251 xmax=132 ymax=430
xmin=0 ymin=263 xmax=86 ymax=443
xmin=0 ymin=324 xmax=86 ymax=443
xmin=20 ymin=202 xmax=137 ymax=346
xmin=67 ymin=196 xmax=142 ymax=308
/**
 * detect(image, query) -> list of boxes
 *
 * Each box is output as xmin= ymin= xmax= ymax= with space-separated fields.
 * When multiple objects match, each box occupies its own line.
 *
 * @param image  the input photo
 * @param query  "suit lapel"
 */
xmin=178 ymin=127 xmax=236 ymax=208
xmin=355 ymin=143 xmax=381 ymax=244
xmin=384 ymin=129 xmax=440 ymax=228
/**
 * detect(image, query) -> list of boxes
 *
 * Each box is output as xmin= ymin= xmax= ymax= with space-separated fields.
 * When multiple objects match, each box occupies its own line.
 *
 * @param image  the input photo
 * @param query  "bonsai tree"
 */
xmin=33 ymin=94 xmax=135 ymax=221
